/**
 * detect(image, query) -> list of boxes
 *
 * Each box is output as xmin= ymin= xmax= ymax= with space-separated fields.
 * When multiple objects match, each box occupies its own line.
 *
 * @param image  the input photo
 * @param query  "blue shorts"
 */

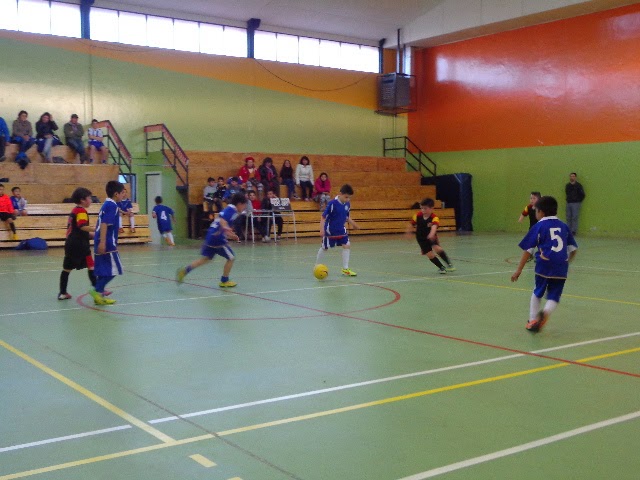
xmin=201 ymin=243 xmax=235 ymax=260
xmin=533 ymin=275 xmax=566 ymax=302
xmin=94 ymin=251 xmax=123 ymax=277
xmin=89 ymin=140 xmax=104 ymax=149
xmin=321 ymin=235 xmax=349 ymax=249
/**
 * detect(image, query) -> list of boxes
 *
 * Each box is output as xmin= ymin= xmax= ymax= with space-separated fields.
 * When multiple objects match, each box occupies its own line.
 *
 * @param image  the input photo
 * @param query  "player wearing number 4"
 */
xmin=511 ymin=196 xmax=578 ymax=333
xmin=152 ymin=196 xmax=175 ymax=246
xmin=315 ymin=184 xmax=360 ymax=276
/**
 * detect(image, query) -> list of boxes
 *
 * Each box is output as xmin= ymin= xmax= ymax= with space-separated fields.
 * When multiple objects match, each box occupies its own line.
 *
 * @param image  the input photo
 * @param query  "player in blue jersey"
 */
xmin=117 ymin=187 xmax=135 ymax=234
xmin=90 ymin=180 xmax=125 ymax=305
xmin=152 ymin=196 xmax=175 ymax=246
xmin=176 ymin=193 xmax=247 ymax=288
xmin=511 ymin=196 xmax=578 ymax=332
xmin=315 ymin=184 xmax=360 ymax=276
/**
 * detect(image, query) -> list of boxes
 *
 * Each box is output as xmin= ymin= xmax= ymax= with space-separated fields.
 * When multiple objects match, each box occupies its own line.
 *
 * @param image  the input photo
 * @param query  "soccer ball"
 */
xmin=314 ymin=264 xmax=329 ymax=280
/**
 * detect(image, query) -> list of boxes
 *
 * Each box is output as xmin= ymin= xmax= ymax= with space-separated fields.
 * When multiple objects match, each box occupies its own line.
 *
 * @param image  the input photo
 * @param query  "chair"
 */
xmin=270 ymin=197 xmax=297 ymax=241
xmin=244 ymin=205 xmax=276 ymax=243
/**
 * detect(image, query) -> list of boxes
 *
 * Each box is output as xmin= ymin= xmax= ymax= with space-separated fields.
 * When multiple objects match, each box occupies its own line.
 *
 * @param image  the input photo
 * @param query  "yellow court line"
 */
xmin=189 ymin=454 xmax=217 ymax=468
xmin=3 ymin=346 xmax=639 ymax=480
xmin=0 ymin=339 xmax=175 ymax=444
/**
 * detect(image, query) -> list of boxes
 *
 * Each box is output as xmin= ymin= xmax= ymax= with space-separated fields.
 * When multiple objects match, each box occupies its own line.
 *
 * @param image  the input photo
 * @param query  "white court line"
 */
xmin=0 ymin=270 xmax=511 ymax=318
xmin=3 ymin=330 xmax=638 ymax=453
xmin=397 ymin=410 xmax=640 ymax=479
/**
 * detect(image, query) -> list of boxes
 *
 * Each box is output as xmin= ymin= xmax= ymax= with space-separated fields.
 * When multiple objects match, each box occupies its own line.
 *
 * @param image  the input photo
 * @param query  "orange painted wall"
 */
xmin=409 ymin=4 xmax=640 ymax=152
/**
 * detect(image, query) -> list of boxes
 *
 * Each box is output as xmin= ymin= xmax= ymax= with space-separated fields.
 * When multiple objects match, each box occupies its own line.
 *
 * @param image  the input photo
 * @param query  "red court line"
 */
xmin=119 ymin=270 xmax=640 ymax=380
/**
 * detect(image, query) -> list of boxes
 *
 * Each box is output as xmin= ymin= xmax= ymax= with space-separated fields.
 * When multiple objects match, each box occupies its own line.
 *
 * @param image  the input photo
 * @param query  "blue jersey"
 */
xmin=94 ymin=199 xmax=120 ymax=253
xmin=153 ymin=205 xmax=174 ymax=233
xmin=118 ymin=199 xmax=133 ymax=212
xmin=518 ymin=216 xmax=578 ymax=279
xmin=322 ymin=196 xmax=351 ymax=237
xmin=205 ymin=204 xmax=239 ymax=246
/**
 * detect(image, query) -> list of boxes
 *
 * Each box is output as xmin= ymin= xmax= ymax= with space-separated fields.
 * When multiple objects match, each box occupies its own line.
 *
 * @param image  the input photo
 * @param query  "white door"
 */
xmin=146 ymin=173 xmax=162 ymax=244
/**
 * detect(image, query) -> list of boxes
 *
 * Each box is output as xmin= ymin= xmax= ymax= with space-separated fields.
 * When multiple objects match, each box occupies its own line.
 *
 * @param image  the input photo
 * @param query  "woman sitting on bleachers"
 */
xmin=35 ymin=112 xmax=62 ymax=163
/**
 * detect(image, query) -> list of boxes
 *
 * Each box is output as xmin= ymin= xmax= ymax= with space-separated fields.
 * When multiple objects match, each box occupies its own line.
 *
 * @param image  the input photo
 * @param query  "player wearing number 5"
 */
xmin=152 ymin=196 xmax=175 ymax=246
xmin=511 ymin=196 xmax=577 ymax=333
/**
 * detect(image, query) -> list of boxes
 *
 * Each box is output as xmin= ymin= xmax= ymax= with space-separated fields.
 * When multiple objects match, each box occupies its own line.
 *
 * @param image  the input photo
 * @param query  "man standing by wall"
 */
xmin=565 ymin=172 xmax=585 ymax=235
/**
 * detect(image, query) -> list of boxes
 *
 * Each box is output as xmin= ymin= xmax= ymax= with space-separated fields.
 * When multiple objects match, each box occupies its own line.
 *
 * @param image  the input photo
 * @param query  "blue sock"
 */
xmin=221 ymin=276 xmax=229 ymax=283
xmin=95 ymin=276 xmax=114 ymax=294
xmin=185 ymin=265 xmax=193 ymax=274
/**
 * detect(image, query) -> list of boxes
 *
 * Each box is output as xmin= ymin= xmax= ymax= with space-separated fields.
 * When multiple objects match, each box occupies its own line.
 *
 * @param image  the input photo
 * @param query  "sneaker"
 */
xmin=89 ymin=288 xmax=116 ymax=305
xmin=176 ymin=267 xmax=187 ymax=283
xmin=262 ymin=236 xmax=270 ymax=243
xmin=537 ymin=311 xmax=550 ymax=332
xmin=118 ymin=228 xmax=125 ymax=234
xmin=130 ymin=228 xmax=136 ymax=233
xmin=446 ymin=264 xmax=456 ymax=272
xmin=103 ymin=289 xmax=113 ymax=296
xmin=219 ymin=280 xmax=237 ymax=288
xmin=12 ymin=233 xmax=18 ymax=241
xmin=57 ymin=293 xmax=72 ymax=300
xmin=526 ymin=318 xmax=540 ymax=333
xmin=341 ymin=268 xmax=357 ymax=276
xmin=439 ymin=267 xmax=447 ymax=274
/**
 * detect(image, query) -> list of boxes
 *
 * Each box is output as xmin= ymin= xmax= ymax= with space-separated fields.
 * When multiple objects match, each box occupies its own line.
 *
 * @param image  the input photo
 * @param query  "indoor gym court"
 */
xmin=1 ymin=233 xmax=639 ymax=480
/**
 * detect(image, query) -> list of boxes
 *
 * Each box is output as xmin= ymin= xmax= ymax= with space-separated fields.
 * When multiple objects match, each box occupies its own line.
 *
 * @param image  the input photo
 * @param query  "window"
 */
xmin=222 ymin=26 xmax=246 ymax=58
xmin=319 ymin=39 xmax=341 ymax=69
xmin=147 ymin=15 xmax=173 ymax=49
xmin=90 ymin=7 xmax=118 ymax=42
xmin=254 ymin=30 xmax=276 ymax=61
xmin=173 ymin=19 xmax=199 ymax=52
xmin=199 ymin=23 xmax=223 ymax=55
xmin=18 ymin=0 xmax=49 ymax=35
xmin=50 ymin=2 xmax=80 ymax=38
xmin=0 ymin=0 xmax=19 ymax=31
xmin=276 ymin=33 xmax=298 ymax=64
xmin=118 ymin=11 xmax=146 ymax=46
xmin=298 ymin=37 xmax=319 ymax=66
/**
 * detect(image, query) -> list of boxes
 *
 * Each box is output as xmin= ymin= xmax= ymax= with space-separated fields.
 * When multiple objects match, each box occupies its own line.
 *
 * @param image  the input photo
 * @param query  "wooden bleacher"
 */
xmin=0 ymin=151 xmax=151 ymax=248
xmin=2 ymin=142 xmax=86 ymax=165
xmin=184 ymin=151 xmax=456 ymax=238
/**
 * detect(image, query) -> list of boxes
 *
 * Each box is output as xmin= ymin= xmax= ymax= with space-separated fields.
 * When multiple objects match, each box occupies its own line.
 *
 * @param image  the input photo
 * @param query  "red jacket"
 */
xmin=313 ymin=177 xmax=331 ymax=196
xmin=0 ymin=194 xmax=15 ymax=214
xmin=238 ymin=165 xmax=261 ymax=184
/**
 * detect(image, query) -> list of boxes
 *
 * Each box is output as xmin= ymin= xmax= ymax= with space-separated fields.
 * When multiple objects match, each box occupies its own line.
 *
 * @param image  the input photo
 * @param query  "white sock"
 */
xmin=543 ymin=300 xmax=558 ymax=315
xmin=119 ymin=216 xmax=123 ymax=228
xmin=316 ymin=247 xmax=326 ymax=265
xmin=530 ymin=294 xmax=541 ymax=319
xmin=130 ymin=217 xmax=135 ymax=228
xmin=342 ymin=248 xmax=350 ymax=269
xmin=167 ymin=232 xmax=174 ymax=244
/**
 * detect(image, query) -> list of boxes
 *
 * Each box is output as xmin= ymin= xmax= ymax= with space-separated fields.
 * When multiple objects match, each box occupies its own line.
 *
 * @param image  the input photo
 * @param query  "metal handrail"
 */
xmin=382 ymin=136 xmax=436 ymax=177
xmin=95 ymin=120 xmax=132 ymax=175
xmin=144 ymin=124 xmax=189 ymax=189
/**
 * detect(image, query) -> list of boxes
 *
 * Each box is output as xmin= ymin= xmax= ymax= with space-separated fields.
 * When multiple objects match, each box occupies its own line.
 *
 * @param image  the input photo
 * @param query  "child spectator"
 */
xmin=117 ymin=187 xmax=135 ymax=233
xmin=152 ymin=196 xmax=175 ymax=246
xmin=63 ymin=114 xmax=87 ymax=164
xmin=0 ymin=183 xmax=18 ymax=240
xmin=511 ymin=196 xmax=578 ymax=332
xmin=0 ymin=115 xmax=9 ymax=162
xmin=11 ymin=110 xmax=35 ymax=169
xmin=258 ymin=157 xmax=280 ymax=196
xmin=296 ymin=156 xmax=314 ymax=201
xmin=35 ymin=112 xmax=62 ymax=163
xmin=237 ymin=157 xmax=262 ymax=195
xmin=518 ymin=191 xmax=541 ymax=229
xmin=313 ymin=172 xmax=332 ymax=210
xmin=87 ymin=119 xmax=108 ymax=164
xmin=407 ymin=198 xmax=455 ymax=275
xmin=243 ymin=190 xmax=265 ymax=242
xmin=203 ymin=177 xmax=223 ymax=217
xmin=58 ymin=187 xmax=103 ymax=300
xmin=280 ymin=159 xmax=297 ymax=199
xmin=261 ymin=189 xmax=284 ymax=241
xmin=10 ymin=187 xmax=28 ymax=216
xmin=176 ymin=193 xmax=247 ymax=288
xmin=90 ymin=180 xmax=125 ymax=305
xmin=315 ymin=184 xmax=360 ymax=276
xmin=223 ymin=177 xmax=244 ymax=201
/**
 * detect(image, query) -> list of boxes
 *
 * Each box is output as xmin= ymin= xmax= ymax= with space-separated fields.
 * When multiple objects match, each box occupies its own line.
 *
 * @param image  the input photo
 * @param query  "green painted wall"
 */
xmin=431 ymin=141 xmax=640 ymax=237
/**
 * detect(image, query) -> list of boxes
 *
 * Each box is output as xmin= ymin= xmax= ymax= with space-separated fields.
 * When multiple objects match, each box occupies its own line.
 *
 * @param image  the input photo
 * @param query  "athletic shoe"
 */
xmin=103 ymin=289 xmax=113 ymax=296
xmin=12 ymin=233 xmax=18 ymax=241
xmin=341 ymin=268 xmax=357 ymax=276
xmin=439 ymin=267 xmax=447 ymax=274
xmin=89 ymin=288 xmax=116 ymax=305
xmin=446 ymin=264 xmax=456 ymax=272
xmin=219 ymin=280 xmax=237 ymax=288
xmin=526 ymin=318 xmax=540 ymax=332
xmin=536 ymin=311 xmax=550 ymax=332
xmin=262 ymin=236 xmax=270 ymax=243
xmin=57 ymin=293 xmax=72 ymax=300
xmin=130 ymin=228 xmax=136 ymax=233
xmin=176 ymin=267 xmax=186 ymax=283
xmin=118 ymin=228 xmax=125 ymax=234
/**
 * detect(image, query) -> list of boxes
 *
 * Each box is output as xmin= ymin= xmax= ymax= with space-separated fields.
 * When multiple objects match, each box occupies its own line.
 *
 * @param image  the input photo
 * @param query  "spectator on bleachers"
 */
xmin=0 ymin=115 xmax=9 ymax=162
xmin=296 ymin=155 xmax=314 ymax=201
xmin=244 ymin=190 xmax=266 ymax=241
xmin=213 ymin=176 xmax=227 ymax=204
xmin=63 ymin=114 xmax=87 ymax=164
xmin=313 ymin=172 xmax=332 ymax=211
xmin=35 ymin=112 xmax=62 ymax=163
xmin=223 ymin=177 xmax=244 ymax=202
xmin=0 ymin=183 xmax=18 ymax=240
xmin=259 ymin=157 xmax=280 ymax=197
xmin=10 ymin=187 xmax=28 ymax=216
xmin=261 ymin=188 xmax=284 ymax=240
xmin=203 ymin=177 xmax=223 ymax=217
xmin=117 ymin=187 xmax=135 ymax=234
xmin=11 ymin=110 xmax=35 ymax=170
xmin=280 ymin=159 xmax=298 ymax=200
xmin=87 ymin=119 xmax=108 ymax=164
xmin=238 ymin=156 xmax=262 ymax=196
